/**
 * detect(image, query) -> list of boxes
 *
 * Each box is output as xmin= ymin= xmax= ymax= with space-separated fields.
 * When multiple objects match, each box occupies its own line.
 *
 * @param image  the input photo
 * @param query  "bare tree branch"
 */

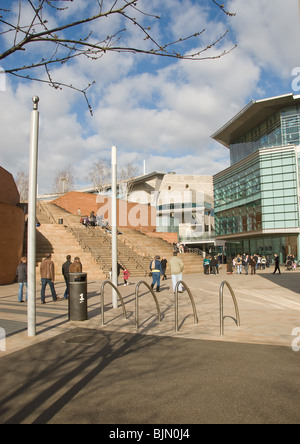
xmin=0 ymin=0 xmax=236 ymax=113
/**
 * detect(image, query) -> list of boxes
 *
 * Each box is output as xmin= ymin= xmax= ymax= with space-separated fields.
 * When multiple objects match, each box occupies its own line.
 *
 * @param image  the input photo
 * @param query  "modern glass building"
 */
xmin=212 ymin=93 xmax=300 ymax=263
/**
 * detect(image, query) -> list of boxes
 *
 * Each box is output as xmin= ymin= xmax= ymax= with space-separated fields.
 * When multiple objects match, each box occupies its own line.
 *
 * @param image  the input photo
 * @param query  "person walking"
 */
xmin=203 ymin=256 xmax=210 ymax=275
xmin=273 ymin=254 xmax=281 ymax=275
xmin=161 ymin=257 xmax=168 ymax=280
xmin=250 ymin=255 xmax=256 ymax=275
xmin=123 ymin=268 xmax=130 ymax=286
xmin=40 ymin=254 xmax=58 ymax=304
xmin=236 ymin=254 xmax=242 ymax=274
xmin=210 ymin=256 xmax=218 ymax=275
xmin=69 ymin=257 xmax=83 ymax=273
xmin=150 ymin=255 xmax=163 ymax=292
xmin=62 ymin=255 xmax=72 ymax=300
xmin=243 ymin=254 xmax=250 ymax=275
xmin=227 ymin=257 xmax=233 ymax=275
xmin=16 ymin=256 xmax=27 ymax=303
xmin=169 ymin=251 xmax=184 ymax=293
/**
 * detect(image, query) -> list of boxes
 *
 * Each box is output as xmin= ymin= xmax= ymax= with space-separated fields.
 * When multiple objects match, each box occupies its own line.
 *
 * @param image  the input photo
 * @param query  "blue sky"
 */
xmin=0 ymin=0 xmax=300 ymax=194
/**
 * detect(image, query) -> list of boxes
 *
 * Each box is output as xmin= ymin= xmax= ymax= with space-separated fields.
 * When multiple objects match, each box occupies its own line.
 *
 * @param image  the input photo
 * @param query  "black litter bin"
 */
xmin=68 ymin=272 xmax=88 ymax=321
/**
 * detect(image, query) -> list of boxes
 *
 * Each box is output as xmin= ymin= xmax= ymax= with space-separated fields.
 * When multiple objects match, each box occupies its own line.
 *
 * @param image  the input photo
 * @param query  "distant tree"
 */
xmin=0 ymin=0 xmax=236 ymax=113
xmin=53 ymin=165 xmax=75 ymax=194
xmin=15 ymin=171 xmax=29 ymax=202
xmin=90 ymin=160 xmax=111 ymax=193
xmin=119 ymin=163 xmax=139 ymax=181
xmin=118 ymin=163 xmax=139 ymax=200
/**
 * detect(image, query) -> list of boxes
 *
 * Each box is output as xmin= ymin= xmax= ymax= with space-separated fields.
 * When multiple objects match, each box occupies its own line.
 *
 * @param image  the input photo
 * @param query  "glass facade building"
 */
xmin=212 ymin=94 xmax=300 ymax=262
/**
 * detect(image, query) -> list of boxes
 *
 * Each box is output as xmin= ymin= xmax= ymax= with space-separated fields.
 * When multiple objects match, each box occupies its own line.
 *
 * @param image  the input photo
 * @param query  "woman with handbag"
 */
xmin=150 ymin=255 xmax=163 ymax=292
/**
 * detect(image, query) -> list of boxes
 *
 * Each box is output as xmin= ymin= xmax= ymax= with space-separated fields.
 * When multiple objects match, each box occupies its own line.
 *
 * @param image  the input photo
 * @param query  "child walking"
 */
xmin=123 ymin=268 xmax=130 ymax=286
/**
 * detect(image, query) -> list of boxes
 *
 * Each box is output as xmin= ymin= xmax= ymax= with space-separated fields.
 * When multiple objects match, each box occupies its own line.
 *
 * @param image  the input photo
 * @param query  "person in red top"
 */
xmin=123 ymin=268 xmax=130 ymax=286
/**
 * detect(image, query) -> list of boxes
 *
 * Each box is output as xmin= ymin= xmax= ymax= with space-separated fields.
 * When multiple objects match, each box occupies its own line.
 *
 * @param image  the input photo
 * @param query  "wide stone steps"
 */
xmin=34 ymin=225 xmax=106 ymax=281
xmin=32 ymin=201 xmax=204 ymax=279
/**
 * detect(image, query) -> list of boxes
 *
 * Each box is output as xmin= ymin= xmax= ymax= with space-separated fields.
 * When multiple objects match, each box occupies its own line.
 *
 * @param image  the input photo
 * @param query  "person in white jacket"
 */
xmin=169 ymin=251 xmax=184 ymax=293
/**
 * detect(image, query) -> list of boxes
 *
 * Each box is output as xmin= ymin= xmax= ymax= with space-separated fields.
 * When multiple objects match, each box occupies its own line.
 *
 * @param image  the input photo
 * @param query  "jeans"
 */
xmin=64 ymin=277 xmax=69 ymax=299
xmin=18 ymin=282 xmax=27 ymax=302
xmin=172 ymin=273 xmax=183 ymax=293
xmin=151 ymin=272 xmax=161 ymax=288
xmin=41 ymin=278 xmax=57 ymax=303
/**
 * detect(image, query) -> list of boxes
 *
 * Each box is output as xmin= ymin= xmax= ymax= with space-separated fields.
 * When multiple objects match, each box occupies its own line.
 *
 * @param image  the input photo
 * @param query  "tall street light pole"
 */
xmin=27 ymin=96 xmax=40 ymax=337
xmin=111 ymin=146 xmax=118 ymax=308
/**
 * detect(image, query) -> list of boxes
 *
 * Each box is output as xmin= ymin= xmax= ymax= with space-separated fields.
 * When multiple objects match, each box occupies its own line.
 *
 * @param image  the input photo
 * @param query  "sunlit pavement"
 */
xmin=0 ymin=267 xmax=299 ymax=424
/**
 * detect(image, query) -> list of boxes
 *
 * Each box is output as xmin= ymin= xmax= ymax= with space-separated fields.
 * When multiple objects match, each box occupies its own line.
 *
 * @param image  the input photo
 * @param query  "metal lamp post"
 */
xmin=27 ymin=96 xmax=40 ymax=337
xmin=111 ymin=146 xmax=118 ymax=308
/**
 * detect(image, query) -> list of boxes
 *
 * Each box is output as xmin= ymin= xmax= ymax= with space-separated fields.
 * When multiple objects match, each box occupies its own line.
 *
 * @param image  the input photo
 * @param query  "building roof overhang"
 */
xmin=211 ymin=93 xmax=300 ymax=148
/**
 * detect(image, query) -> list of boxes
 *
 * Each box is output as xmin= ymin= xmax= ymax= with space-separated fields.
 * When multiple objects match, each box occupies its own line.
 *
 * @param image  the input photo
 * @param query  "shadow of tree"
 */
xmin=0 ymin=328 xmax=299 ymax=424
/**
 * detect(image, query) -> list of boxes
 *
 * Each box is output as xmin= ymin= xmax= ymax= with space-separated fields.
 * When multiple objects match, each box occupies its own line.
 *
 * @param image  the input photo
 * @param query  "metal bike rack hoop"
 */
xmin=100 ymin=280 xmax=128 ymax=326
xmin=175 ymin=280 xmax=198 ymax=333
xmin=135 ymin=281 xmax=162 ymax=330
xmin=219 ymin=281 xmax=241 ymax=336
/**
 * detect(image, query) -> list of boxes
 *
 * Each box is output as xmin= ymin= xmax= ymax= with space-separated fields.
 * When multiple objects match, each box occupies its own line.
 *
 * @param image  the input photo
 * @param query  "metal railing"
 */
xmin=100 ymin=280 xmax=128 ymax=326
xmin=76 ymin=225 xmax=149 ymax=276
xmin=174 ymin=281 xmax=198 ymax=333
xmin=219 ymin=281 xmax=241 ymax=336
xmin=135 ymin=281 xmax=162 ymax=330
xmin=69 ymin=225 xmax=112 ymax=276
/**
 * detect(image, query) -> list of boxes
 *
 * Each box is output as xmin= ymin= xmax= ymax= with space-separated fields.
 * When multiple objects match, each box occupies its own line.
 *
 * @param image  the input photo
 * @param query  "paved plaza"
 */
xmin=0 ymin=266 xmax=299 ymax=424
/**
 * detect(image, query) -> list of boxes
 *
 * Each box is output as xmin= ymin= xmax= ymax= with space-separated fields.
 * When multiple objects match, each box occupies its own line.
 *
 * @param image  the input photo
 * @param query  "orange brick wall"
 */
xmin=52 ymin=191 xmax=177 ymax=244
xmin=0 ymin=167 xmax=24 ymax=285
xmin=0 ymin=203 xmax=25 ymax=285
xmin=52 ymin=192 xmax=98 ymax=216
xmin=53 ymin=192 xmax=157 ymax=231
xmin=140 ymin=230 xmax=178 ymax=244
xmin=0 ymin=166 xmax=20 ymax=206
xmin=96 ymin=196 xmax=156 ymax=230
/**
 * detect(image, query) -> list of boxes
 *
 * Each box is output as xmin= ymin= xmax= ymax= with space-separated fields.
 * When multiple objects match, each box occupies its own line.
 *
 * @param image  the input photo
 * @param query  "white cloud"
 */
xmin=229 ymin=0 xmax=300 ymax=78
xmin=0 ymin=0 xmax=298 ymax=194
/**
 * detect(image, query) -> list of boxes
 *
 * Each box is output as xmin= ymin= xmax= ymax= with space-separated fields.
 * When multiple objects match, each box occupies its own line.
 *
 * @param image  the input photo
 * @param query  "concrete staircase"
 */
xmin=30 ymin=201 xmax=204 ymax=280
xmin=120 ymin=228 xmax=204 ymax=275
xmin=35 ymin=225 xmax=106 ymax=281
xmin=36 ymin=202 xmax=151 ymax=278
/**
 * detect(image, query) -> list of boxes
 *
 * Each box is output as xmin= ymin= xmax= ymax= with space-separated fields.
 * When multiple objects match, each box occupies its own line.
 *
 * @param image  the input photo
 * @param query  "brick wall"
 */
xmin=53 ymin=192 xmax=157 ymax=231
xmin=0 ymin=166 xmax=20 ymax=206
xmin=52 ymin=191 xmax=98 ymax=216
xmin=0 ymin=167 xmax=24 ymax=285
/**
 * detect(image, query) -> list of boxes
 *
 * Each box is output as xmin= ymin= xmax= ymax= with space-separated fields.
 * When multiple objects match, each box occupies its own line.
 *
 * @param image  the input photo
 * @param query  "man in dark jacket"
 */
xmin=161 ymin=257 xmax=167 ymax=280
xmin=62 ymin=255 xmax=72 ymax=299
xmin=273 ymin=254 xmax=281 ymax=275
xmin=16 ymin=257 xmax=27 ymax=303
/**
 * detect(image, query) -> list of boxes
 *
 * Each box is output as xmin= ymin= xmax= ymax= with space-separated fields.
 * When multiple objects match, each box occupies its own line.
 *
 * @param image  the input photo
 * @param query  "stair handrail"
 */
xmin=119 ymin=232 xmax=153 ymax=261
xmin=81 ymin=226 xmax=150 ymax=276
xmin=37 ymin=201 xmax=56 ymax=224
xmin=67 ymin=225 xmax=111 ymax=275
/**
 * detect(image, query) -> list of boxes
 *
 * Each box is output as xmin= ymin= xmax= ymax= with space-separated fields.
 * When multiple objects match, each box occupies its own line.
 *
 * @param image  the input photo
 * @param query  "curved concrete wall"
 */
xmin=0 ymin=166 xmax=20 ymax=206
xmin=0 ymin=203 xmax=25 ymax=285
xmin=0 ymin=167 xmax=24 ymax=285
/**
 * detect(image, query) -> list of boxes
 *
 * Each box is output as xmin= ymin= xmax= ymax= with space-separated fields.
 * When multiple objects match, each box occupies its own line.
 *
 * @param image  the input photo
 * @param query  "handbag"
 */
xmin=149 ymin=260 xmax=155 ymax=277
